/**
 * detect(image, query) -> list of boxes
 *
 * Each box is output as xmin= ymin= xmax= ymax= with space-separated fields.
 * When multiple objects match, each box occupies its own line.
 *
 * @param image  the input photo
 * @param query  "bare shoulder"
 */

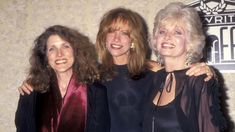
xmin=146 ymin=60 xmax=163 ymax=72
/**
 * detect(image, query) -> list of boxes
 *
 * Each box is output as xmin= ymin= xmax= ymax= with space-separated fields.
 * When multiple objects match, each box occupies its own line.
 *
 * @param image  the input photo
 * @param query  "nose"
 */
xmin=57 ymin=49 xmax=63 ymax=57
xmin=164 ymin=32 xmax=171 ymax=40
xmin=113 ymin=32 xmax=120 ymax=42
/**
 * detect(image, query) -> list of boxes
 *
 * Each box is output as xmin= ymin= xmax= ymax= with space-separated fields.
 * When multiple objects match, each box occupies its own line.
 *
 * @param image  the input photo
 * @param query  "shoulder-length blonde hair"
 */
xmin=27 ymin=25 xmax=99 ymax=92
xmin=96 ymin=7 xmax=149 ymax=80
xmin=152 ymin=2 xmax=205 ymax=65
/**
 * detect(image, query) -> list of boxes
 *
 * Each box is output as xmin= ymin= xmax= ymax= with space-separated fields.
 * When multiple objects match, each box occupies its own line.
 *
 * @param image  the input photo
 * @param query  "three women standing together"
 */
xmin=16 ymin=2 xmax=226 ymax=132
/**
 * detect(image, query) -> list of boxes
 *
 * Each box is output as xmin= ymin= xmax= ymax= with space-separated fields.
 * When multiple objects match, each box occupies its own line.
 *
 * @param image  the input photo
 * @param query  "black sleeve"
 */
xmin=86 ymin=82 xmax=110 ymax=132
xmin=196 ymin=77 xmax=227 ymax=132
xmin=15 ymin=92 xmax=37 ymax=132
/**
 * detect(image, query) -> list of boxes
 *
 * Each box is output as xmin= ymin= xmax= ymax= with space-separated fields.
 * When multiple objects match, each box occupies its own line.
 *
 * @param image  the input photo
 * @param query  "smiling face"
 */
xmin=105 ymin=20 xmax=132 ymax=65
xmin=155 ymin=20 xmax=188 ymax=63
xmin=46 ymin=35 xmax=74 ymax=75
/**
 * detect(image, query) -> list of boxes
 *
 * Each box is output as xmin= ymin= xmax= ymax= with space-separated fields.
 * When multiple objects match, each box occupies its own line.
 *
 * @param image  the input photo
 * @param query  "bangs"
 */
xmin=107 ymin=17 xmax=130 ymax=33
xmin=161 ymin=16 xmax=183 ymax=27
xmin=158 ymin=16 xmax=188 ymax=33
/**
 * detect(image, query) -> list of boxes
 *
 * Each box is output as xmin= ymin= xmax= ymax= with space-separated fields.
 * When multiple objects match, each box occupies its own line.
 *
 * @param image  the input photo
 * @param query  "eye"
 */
xmin=158 ymin=30 xmax=166 ymax=35
xmin=48 ymin=47 xmax=55 ymax=52
xmin=121 ymin=30 xmax=129 ymax=36
xmin=175 ymin=30 xmax=182 ymax=35
xmin=64 ymin=43 xmax=71 ymax=48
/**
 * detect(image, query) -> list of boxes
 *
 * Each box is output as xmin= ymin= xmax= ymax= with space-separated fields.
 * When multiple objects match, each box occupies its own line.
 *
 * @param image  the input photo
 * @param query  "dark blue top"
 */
xmin=104 ymin=65 xmax=155 ymax=132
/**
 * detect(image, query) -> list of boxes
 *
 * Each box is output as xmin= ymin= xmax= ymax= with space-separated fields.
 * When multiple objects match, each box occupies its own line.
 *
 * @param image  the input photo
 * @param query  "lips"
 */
xmin=161 ymin=42 xmax=175 ymax=49
xmin=55 ymin=59 xmax=67 ymax=64
xmin=111 ymin=44 xmax=123 ymax=49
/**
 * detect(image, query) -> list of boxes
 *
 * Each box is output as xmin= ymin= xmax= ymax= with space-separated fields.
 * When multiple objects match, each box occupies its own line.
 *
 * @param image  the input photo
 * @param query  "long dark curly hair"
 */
xmin=27 ymin=25 xmax=99 ymax=92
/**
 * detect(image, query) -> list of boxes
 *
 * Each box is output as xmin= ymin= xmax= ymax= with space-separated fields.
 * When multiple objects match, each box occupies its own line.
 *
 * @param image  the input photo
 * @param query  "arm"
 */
xmin=150 ymin=61 xmax=214 ymax=81
xmin=186 ymin=62 xmax=214 ymax=81
xmin=198 ymin=78 xmax=227 ymax=132
xmin=146 ymin=60 xmax=163 ymax=72
xmin=18 ymin=81 xmax=34 ymax=95
xmin=86 ymin=82 xmax=110 ymax=132
xmin=15 ymin=92 xmax=37 ymax=132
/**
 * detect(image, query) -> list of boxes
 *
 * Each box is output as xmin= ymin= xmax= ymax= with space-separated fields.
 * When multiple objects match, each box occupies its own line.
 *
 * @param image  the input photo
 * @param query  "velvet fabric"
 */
xmin=38 ymin=75 xmax=87 ymax=132
xmin=15 ymin=75 xmax=110 ymax=132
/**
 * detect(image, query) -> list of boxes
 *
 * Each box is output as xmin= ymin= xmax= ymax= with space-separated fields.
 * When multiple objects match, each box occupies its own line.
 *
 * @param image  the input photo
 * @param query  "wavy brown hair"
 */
xmin=96 ymin=7 xmax=149 ymax=80
xmin=27 ymin=25 xmax=99 ymax=92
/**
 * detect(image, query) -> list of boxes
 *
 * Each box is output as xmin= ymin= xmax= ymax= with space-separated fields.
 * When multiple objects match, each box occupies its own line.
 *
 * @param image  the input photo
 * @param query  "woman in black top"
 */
xmin=143 ymin=2 xmax=226 ymax=132
xmin=96 ymin=7 xmax=214 ymax=132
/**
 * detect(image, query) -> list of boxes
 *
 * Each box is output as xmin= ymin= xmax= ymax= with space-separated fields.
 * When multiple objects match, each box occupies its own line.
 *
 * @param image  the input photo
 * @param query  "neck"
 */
xmin=113 ymin=56 xmax=128 ymax=65
xmin=56 ymin=70 xmax=73 ymax=97
xmin=164 ymin=57 xmax=188 ymax=72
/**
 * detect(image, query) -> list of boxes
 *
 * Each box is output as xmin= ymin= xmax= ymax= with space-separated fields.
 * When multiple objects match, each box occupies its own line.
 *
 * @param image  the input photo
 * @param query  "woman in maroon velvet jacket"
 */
xmin=15 ymin=25 xmax=110 ymax=132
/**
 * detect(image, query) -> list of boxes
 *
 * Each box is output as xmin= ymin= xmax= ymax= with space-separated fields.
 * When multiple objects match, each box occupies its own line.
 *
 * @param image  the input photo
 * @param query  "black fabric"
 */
xmin=104 ymin=65 xmax=155 ymax=132
xmin=15 ymin=82 xmax=110 ymax=132
xmin=143 ymin=68 xmax=227 ymax=132
xmin=152 ymin=99 xmax=183 ymax=132
xmin=15 ymin=92 xmax=37 ymax=132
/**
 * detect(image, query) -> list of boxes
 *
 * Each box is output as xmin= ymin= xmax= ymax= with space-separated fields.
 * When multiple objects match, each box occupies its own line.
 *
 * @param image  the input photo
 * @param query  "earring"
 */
xmin=130 ymin=43 xmax=135 ymax=49
xmin=185 ymin=52 xmax=193 ymax=66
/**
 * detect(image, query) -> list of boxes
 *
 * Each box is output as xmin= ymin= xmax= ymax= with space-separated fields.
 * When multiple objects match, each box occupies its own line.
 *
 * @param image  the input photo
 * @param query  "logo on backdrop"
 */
xmin=189 ymin=0 xmax=235 ymax=72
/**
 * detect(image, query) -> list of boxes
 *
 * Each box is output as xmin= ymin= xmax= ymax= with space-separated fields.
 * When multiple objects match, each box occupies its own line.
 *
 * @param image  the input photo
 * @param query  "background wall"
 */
xmin=0 ymin=0 xmax=234 ymax=131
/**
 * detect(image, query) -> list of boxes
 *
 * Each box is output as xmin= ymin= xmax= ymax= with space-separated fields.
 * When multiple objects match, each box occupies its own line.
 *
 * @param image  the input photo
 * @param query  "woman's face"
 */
xmin=155 ymin=22 xmax=188 ymax=61
xmin=46 ymin=35 xmax=74 ymax=75
xmin=105 ymin=22 xmax=132 ymax=64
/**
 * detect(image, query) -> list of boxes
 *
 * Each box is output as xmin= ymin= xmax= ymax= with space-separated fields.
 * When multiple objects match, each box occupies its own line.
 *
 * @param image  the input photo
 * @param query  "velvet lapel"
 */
xmin=39 ymin=74 xmax=88 ymax=132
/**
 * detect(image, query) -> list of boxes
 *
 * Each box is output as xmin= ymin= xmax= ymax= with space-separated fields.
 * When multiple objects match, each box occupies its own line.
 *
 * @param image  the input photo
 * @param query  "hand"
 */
xmin=18 ymin=81 xmax=33 ymax=95
xmin=147 ymin=60 xmax=163 ymax=72
xmin=186 ymin=62 xmax=213 ymax=81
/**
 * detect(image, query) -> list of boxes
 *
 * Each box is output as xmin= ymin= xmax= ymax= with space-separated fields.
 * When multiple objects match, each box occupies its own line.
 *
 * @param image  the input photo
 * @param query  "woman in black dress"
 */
xmin=143 ymin=2 xmax=227 ymax=132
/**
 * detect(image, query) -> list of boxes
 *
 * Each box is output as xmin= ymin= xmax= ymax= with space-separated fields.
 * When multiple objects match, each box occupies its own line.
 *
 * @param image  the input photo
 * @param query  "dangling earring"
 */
xmin=156 ymin=52 xmax=163 ymax=66
xmin=130 ymin=42 xmax=135 ymax=49
xmin=185 ymin=52 xmax=192 ymax=67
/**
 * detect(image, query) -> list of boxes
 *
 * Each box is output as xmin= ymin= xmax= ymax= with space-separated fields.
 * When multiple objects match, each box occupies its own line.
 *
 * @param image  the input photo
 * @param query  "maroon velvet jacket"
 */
xmin=15 ymin=75 xmax=110 ymax=132
xmin=38 ymin=75 xmax=87 ymax=132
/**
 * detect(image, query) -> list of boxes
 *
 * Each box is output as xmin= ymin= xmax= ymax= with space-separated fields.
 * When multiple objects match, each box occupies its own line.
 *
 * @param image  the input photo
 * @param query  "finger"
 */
xmin=194 ymin=65 xmax=208 ymax=76
xmin=22 ymin=81 xmax=34 ymax=94
xmin=199 ymin=62 xmax=206 ymax=67
xmin=187 ymin=62 xmax=209 ymax=76
xmin=186 ymin=63 xmax=200 ymax=76
xmin=204 ymin=71 xmax=213 ymax=81
xmin=204 ymin=75 xmax=212 ymax=82
xmin=24 ymin=82 xmax=33 ymax=92
xmin=18 ymin=87 xmax=24 ymax=95
xmin=21 ymin=84 xmax=31 ymax=95
xmin=193 ymin=70 xmax=204 ymax=76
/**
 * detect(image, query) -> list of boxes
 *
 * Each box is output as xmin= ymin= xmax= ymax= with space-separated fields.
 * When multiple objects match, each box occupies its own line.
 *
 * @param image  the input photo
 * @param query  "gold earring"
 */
xmin=131 ymin=43 xmax=135 ymax=49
